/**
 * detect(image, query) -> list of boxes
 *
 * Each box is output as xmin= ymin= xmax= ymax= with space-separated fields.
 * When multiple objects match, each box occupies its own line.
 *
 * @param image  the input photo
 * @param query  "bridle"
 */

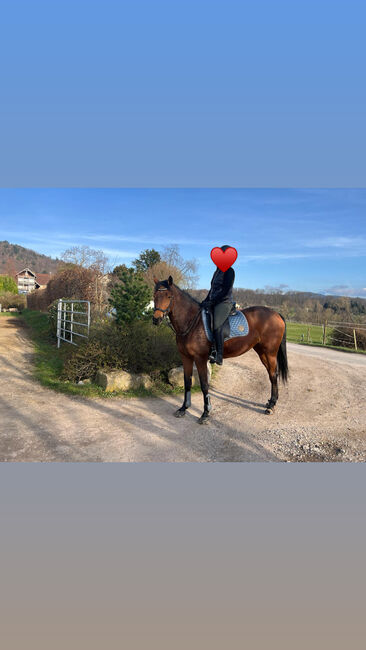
xmin=154 ymin=287 xmax=201 ymax=338
xmin=154 ymin=288 xmax=174 ymax=316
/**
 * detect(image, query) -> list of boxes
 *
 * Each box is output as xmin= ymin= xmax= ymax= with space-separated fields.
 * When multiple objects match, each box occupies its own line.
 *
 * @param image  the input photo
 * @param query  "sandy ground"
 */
xmin=0 ymin=315 xmax=365 ymax=462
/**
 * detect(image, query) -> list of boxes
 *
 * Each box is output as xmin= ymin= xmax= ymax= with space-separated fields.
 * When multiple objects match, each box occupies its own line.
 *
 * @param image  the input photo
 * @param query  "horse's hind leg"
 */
xmin=174 ymin=354 xmax=193 ymax=417
xmin=254 ymin=344 xmax=278 ymax=414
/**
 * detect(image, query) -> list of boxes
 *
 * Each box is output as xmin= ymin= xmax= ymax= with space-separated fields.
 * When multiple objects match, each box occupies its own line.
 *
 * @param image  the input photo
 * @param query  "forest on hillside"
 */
xmin=0 ymin=241 xmax=60 ymax=275
xmin=190 ymin=288 xmax=366 ymax=324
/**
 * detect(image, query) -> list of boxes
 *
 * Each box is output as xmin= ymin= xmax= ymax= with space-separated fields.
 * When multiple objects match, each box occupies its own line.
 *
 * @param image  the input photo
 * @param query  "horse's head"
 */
xmin=152 ymin=276 xmax=174 ymax=325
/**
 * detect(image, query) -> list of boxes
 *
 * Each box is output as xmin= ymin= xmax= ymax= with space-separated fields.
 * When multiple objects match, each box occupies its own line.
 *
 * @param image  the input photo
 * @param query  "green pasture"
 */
xmin=286 ymin=322 xmax=332 ymax=345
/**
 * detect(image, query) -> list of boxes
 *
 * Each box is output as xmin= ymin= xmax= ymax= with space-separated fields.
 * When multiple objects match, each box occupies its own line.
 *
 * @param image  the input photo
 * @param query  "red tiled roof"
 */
xmin=35 ymin=273 xmax=52 ymax=285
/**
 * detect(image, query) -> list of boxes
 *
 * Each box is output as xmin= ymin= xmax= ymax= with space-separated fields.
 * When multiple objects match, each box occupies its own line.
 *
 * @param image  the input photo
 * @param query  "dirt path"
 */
xmin=1 ymin=315 xmax=365 ymax=462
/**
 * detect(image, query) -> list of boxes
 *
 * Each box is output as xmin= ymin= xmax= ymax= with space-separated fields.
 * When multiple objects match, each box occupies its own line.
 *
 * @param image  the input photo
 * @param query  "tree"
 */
xmin=0 ymin=275 xmax=18 ymax=294
xmin=161 ymin=245 xmax=198 ymax=288
xmin=132 ymin=249 xmax=161 ymax=273
xmin=61 ymin=245 xmax=109 ymax=272
xmin=61 ymin=245 xmax=110 ymax=313
xmin=109 ymin=267 xmax=152 ymax=326
xmin=143 ymin=245 xmax=198 ymax=289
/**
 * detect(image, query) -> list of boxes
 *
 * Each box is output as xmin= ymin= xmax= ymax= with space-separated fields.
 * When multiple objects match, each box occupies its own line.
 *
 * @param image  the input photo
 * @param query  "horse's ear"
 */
xmin=168 ymin=275 xmax=173 ymax=285
xmin=153 ymin=276 xmax=159 ymax=284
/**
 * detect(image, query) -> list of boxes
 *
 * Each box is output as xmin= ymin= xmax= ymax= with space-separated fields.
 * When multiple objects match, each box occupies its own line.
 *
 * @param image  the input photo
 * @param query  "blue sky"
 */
xmin=0 ymin=189 xmax=365 ymax=296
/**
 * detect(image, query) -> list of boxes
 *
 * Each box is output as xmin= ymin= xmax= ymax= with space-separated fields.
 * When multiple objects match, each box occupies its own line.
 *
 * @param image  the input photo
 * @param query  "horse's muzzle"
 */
xmin=152 ymin=316 xmax=162 ymax=326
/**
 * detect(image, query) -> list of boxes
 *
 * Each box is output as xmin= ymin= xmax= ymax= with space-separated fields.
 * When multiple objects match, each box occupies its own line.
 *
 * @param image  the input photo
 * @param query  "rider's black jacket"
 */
xmin=204 ymin=267 xmax=235 ymax=306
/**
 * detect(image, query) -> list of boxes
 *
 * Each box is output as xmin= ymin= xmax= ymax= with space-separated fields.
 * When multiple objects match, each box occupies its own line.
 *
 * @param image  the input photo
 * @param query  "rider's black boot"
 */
xmin=213 ymin=325 xmax=224 ymax=365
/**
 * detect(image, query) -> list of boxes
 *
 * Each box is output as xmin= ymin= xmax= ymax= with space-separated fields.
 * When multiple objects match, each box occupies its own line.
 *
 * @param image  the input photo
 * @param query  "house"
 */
xmin=16 ymin=268 xmax=52 ymax=294
xmin=35 ymin=273 xmax=52 ymax=290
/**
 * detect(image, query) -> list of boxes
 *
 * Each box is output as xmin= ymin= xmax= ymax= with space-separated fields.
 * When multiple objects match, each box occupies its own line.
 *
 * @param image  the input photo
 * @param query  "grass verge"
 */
xmin=19 ymin=310 xmax=197 ymax=398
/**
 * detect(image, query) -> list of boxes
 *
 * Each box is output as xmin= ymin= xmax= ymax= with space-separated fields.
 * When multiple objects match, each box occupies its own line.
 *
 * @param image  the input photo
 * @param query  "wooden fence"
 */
xmin=286 ymin=320 xmax=366 ymax=351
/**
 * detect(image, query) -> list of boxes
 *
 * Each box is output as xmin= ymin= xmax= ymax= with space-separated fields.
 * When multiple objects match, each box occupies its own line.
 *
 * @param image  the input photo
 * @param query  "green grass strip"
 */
xmin=18 ymin=310 xmax=200 ymax=398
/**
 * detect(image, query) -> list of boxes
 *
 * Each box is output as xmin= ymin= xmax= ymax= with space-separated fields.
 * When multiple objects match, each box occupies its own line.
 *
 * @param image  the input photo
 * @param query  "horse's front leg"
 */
xmin=174 ymin=354 xmax=193 ymax=418
xmin=195 ymin=356 xmax=212 ymax=424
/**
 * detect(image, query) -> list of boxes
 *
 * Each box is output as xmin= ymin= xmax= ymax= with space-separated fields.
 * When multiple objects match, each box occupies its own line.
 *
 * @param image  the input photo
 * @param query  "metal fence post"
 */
xmin=70 ymin=302 xmax=74 ymax=344
xmin=57 ymin=299 xmax=62 ymax=348
xmin=87 ymin=301 xmax=91 ymax=335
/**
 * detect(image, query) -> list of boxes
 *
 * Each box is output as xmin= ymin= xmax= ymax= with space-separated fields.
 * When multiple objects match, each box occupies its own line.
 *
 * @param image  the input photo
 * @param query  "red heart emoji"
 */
xmin=210 ymin=246 xmax=238 ymax=272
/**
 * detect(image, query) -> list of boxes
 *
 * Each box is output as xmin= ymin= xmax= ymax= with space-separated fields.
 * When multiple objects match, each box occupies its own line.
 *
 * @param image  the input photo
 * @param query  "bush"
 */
xmin=61 ymin=320 xmax=181 ymax=382
xmin=27 ymin=266 xmax=96 ymax=311
xmin=329 ymin=326 xmax=366 ymax=351
xmin=0 ymin=275 xmax=18 ymax=294
xmin=0 ymin=292 xmax=26 ymax=310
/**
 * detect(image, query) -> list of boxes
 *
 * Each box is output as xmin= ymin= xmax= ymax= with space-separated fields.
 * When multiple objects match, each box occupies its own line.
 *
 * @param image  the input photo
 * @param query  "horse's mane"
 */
xmin=175 ymin=285 xmax=201 ymax=306
xmin=156 ymin=279 xmax=201 ymax=306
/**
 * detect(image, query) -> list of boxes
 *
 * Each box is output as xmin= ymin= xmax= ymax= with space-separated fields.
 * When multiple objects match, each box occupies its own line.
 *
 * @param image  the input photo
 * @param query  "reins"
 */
xmin=169 ymin=307 xmax=202 ymax=338
xmin=154 ymin=288 xmax=202 ymax=338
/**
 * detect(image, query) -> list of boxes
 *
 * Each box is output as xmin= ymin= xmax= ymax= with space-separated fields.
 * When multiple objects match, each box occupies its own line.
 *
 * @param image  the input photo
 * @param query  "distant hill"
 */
xmin=0 ymin=241 xmax=61 ymax=276
xmin=190 ymin=287 xmax=366 ymax=324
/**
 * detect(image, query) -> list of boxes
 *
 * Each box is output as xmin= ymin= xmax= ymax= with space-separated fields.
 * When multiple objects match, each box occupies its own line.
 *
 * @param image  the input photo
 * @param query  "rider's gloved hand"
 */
xmin=201 ymin=299 xmax=213 ymax=309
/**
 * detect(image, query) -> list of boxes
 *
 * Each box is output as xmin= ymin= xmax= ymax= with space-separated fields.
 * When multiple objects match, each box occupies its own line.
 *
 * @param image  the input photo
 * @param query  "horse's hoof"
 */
xmin=198 ymin=414 xmax=210 ymax=425
xmin=174 ymin=408 xmax=186 ymax=418
xmin=265 ymin=407 xmax=274 ymax=415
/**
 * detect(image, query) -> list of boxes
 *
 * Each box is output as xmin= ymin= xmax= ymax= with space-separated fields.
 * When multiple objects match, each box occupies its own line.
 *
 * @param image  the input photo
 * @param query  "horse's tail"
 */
xmin=277 ymin=314 xmax=289 ymax=384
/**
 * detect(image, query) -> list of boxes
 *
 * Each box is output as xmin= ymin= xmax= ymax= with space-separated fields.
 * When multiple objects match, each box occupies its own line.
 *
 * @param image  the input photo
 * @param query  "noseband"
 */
xmin=154 ymin=288 xmax=173 ymax=316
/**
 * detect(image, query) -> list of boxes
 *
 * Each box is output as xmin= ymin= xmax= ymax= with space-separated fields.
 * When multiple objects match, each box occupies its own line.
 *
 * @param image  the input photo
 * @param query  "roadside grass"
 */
xmin=18 ymin=310 xmax=201 ymax=398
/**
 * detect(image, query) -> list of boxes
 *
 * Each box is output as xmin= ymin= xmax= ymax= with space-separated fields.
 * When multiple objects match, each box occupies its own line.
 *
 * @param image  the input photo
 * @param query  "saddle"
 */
xmin=201 ymin=305 xmax=249 ymax=343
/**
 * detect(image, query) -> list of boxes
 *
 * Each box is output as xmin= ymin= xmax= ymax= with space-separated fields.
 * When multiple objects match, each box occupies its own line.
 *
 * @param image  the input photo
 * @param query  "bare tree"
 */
xmin=61 ymin=245 xmax=110 ymax=313
xmin=159 ymin=245 xmax=198 ymax=289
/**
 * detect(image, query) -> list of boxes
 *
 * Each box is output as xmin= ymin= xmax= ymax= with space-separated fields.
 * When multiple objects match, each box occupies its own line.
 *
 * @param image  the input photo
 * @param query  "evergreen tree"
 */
xmin=132 ymin=249 xmax=161 ymax=273
xmin=109 ymin=267 xmax=151 ymax=326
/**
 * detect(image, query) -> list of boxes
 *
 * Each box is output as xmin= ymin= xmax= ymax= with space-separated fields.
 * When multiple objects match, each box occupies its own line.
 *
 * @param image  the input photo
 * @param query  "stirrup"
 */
xmin=209 ymin=348 xmax=217 ymax=363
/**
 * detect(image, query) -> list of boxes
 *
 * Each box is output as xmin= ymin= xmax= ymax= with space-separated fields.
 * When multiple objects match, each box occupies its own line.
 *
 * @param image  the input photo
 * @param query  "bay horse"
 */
xmin=152 ymin=276 xmax=288 ymax=424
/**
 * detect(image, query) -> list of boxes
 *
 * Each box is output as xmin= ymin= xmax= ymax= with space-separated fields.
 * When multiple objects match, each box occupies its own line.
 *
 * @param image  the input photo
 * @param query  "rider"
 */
xmin=201 ymin=245 xmax=235 ymax=365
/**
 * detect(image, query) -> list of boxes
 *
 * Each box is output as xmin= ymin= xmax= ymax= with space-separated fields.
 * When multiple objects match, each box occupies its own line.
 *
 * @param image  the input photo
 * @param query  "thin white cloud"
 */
xmin=0 ymin=229 xmax=212 ymax=248
xmin=81 ymin=233 xmax=212 ymax=246
xmin=303 ymin=236 xmax=366 ymax=249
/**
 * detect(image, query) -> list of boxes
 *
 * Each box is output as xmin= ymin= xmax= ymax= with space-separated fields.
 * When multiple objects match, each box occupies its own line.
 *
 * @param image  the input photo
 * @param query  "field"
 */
xmin=286 ymin=322 xmax=331 ymax=345
xmin=286 ymin=321 xmax=366 ymax=353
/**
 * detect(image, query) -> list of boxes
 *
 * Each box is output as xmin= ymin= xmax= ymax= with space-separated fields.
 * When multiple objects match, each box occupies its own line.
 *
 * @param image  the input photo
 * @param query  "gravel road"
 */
xmin=1 ymin=315 xmax=365 ymax=462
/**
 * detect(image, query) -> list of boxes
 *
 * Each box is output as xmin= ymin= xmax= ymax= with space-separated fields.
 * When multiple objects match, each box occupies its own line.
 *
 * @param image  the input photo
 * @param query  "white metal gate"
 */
xmin=56 ymin=299 xmax=90 ymax=348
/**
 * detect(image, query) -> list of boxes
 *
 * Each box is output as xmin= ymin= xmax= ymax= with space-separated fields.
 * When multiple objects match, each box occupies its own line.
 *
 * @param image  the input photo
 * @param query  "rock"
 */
xmin=168 ymin=363 xmax=212 ymax=388
xmin=140 ymin=374 xmax=153 ymax=389
xmin=96 ymin=370 xmax=153 ymax=391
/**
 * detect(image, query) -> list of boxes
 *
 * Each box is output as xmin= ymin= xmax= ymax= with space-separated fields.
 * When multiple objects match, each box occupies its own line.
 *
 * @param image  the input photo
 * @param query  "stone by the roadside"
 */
xmin=96 ymin=370 xmax=153 ymax=391
xmin=168 ymin=363 xmax=212 ymax=388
